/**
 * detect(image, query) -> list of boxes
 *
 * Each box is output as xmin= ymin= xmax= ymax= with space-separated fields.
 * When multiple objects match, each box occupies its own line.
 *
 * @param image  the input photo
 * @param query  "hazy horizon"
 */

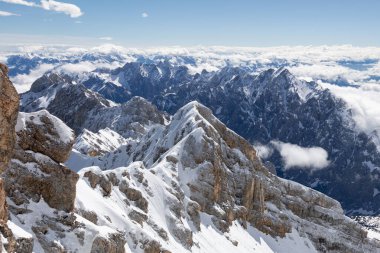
xmin=1 ymin=0 xmax=380 ymax=47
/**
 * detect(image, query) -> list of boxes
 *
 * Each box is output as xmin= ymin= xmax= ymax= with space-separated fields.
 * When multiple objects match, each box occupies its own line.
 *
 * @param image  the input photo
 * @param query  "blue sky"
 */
xmin=1 ymin=0 xmax=380 ymax=47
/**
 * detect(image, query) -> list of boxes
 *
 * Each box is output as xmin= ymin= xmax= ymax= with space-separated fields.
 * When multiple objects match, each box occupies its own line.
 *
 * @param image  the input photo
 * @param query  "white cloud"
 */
xmin=141 ymin=12 xmax=148 ymax=18
xmin=0 ymin=0 xmax=36 ymax=7
xmin=56 ymin=61 xmax=124 ymax=75
xmin=319 ymin=81 xmax=380 ymax=150
xmin=271 ymin=141 xmax=330 ymax=170
xmin=10 ymin=63 xmax=55 ymax=93
xmin=40 ymin=0 xmax=83 ymax=18
xmin=1 ymin=0 xmax=82 ymax=18
xmin=253 ymin=143 xmax=273 ymax=160
xmin=99 ymin=37 xmax=113 ymax=41
xmin=0 ymin=10 xmax=20 ymax=16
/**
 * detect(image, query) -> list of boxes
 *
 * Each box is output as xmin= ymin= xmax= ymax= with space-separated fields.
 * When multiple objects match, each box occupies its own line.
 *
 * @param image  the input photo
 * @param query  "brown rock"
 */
xmin=119 ymin=181 xmax=148 ymax=213
xmin=5 ymin=149 xmax=78 ymax=212
xmin=4 ymin=110 xmax=78 ymax=212
xmin=16 ymin=110 xmax=75 ymax=163
xmin=90 ymin=233 xmax=126 ymax=253
xmin=0 ymin=63 xmax=19 ymax=173
xmin=84 ymin=170 xmax=112 ymax=197
xmin=143 ymin=240 xmax=171 ymax=253
xmin=0 ymin=179 xmax=8 ymax=223
xmin=79 ymin=209 xmax=98 ymax=224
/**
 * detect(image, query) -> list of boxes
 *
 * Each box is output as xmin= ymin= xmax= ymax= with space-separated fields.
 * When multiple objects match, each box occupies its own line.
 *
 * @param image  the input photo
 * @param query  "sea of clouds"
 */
xmin=2 ymin=44 xmax=380 ymax=155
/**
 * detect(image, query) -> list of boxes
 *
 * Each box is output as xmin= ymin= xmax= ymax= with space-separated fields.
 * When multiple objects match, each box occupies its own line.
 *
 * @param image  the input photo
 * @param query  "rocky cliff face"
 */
xmin=0 ymin=63 xmax=17 ymax=226
xmin=0 ymin=63 xmax=34 ymax=253
xmin=0 ymin=63 xmax=19 ymax=173
xmin=71 ymin=101 xmax=380 ymax=253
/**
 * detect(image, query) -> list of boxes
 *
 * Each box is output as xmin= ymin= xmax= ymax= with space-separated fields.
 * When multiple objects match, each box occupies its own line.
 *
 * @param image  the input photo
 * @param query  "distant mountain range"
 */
xmin=2 ymin=61 xmax=380 ymax=251
xmin=17 ymin=59 xmax=380 ymax=215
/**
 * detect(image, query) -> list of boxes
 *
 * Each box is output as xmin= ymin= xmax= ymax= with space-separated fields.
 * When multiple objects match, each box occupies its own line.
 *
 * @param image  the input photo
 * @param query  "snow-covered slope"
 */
xmin=68 ymin=101 xmax=380 ymax=253
xmin=74 ymin=128 xmax=128 ymax=156
xmin=75 ymin=164 xmax=319 ymax=253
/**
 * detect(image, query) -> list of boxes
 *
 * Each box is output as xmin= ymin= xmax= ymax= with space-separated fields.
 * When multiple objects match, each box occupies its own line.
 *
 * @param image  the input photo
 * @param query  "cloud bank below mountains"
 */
xmin=2 ymin=44 xmax=380 ymax=150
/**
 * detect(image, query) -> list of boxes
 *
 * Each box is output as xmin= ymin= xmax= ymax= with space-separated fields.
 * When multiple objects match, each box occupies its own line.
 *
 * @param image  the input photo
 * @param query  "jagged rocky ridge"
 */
xmin=0 ymin=65 xmax=126 ymax=252
xmin=21 ymin=73 xmax=168 ymax=138
xmin=19 ymin=62 xmax=380 ymax=215
xmin=1 ymin=63 xmax=379 ymax=252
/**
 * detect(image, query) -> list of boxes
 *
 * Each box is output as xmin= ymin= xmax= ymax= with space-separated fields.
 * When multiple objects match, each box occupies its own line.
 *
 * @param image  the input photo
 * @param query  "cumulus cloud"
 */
xmin=0 ymin=0 xmax=36 ymax=7
xmin=40 ymin=0 xmax=82 ymax=18
xmin=141 ymin=12 xmax=148 ymax=18
xmin=271 ymin=141 xmax=330 ymax=170
xmin=0 ymin=10 xmax=20 ymax=16
xmin=1 ymin=0 xmax=82 ymax=18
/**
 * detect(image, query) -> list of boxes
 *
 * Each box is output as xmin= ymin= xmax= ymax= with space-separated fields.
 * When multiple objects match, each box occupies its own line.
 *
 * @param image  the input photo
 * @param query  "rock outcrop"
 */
xmin=4 ymin=110 xmax=78 ymax=212
xmin=0 ymin=63 xmax=19 ymax=173
xmin=0 ymin=63 xmax=34 ymax=253
xmin=0 ymin=63 xmax=16 ymax=230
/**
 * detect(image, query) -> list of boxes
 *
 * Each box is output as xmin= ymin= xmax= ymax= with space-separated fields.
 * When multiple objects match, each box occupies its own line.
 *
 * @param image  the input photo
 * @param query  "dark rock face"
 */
xmin=83 ymin=75 xmax=132 ymax=103
xmin=21 ymin=73 xmax=112 ymax=135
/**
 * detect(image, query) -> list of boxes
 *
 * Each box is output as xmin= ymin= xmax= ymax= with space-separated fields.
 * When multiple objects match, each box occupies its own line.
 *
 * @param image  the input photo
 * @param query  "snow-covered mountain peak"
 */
xmin=70 ymin=98 xmax=380 ymax=252
xmin=252 ymin=67 xmax=318 ymax=102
